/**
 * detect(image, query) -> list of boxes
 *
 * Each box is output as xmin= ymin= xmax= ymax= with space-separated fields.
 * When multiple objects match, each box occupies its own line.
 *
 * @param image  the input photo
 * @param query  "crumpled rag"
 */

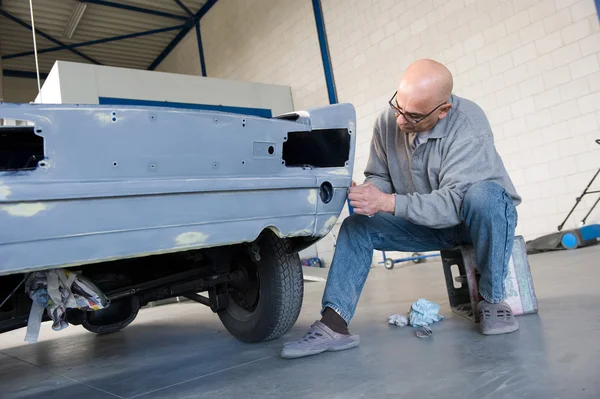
xmin=388 ymin=313 xmax=409 ymax=326
xmin=388 ymin=298 xmax=444 ymax=328
xmin=409 ymin=298 xmax=444 ymax=327
xmin=24 ymin=269 xmax=109 ymax=343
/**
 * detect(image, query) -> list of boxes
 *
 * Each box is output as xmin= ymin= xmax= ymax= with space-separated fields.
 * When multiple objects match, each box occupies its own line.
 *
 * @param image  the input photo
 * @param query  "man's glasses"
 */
xmin=388 ymin=91 xmax=447 ymax=126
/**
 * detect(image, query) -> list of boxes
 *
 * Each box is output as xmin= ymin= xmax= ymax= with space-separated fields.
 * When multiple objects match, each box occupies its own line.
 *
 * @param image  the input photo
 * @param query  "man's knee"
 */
xmin=340 ymin=213 xmax=371 ymax=234
xmin=463 ymin=181 xmax=505 ymax=214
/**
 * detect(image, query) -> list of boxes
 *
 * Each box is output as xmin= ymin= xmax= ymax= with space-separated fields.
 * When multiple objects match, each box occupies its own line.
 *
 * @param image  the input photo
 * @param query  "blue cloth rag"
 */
xmin=409 ymin=298 xmax=444 ymax=327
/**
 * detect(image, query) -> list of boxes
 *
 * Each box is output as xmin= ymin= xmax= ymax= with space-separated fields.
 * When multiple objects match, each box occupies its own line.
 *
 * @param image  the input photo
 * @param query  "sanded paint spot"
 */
xmin=319 ymin=216 xmax=338 ymax=236
xmin=285 ymin=228 xmax=314 ymax=238
xmin=0 ymin=184 xmax=12 ymax=200
xmin=327 ymin=168 xmax=349 ymax=175
xmin=1 ymin=203 xmax=48 ymax=217
xmin=307 ymin=189 xmax=318 ymax=204
xmin=94 ymin=113 xmax=113 ymax=125
xmin=176 ymin=232 xmax=209 ymax=246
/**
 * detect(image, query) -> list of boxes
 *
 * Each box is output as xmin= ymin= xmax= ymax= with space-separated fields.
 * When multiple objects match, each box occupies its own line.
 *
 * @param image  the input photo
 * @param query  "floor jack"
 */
xmin=526 ymin=139 xmax=600 ymax=253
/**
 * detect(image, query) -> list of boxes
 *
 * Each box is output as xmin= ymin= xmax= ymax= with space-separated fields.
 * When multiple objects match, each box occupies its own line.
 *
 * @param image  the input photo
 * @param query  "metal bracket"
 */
xmin=208 ymin=286 xmax=228 ymax=312
xmin=249 ymin=243 xmax=261 ymax=262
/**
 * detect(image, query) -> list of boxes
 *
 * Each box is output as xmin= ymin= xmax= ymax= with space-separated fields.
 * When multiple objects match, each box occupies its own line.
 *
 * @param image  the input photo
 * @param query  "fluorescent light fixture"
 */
xmin=63 ymin=1 xmax=87 ymax=38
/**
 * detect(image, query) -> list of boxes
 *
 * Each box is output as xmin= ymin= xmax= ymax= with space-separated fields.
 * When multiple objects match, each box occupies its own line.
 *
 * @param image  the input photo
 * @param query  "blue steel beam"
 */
xmin=3 ymin=69 xmax=49 ymax=79
xmin=148 ymin=0 xmax=219 ymax=70
xmin=311 ymin=0 xmax=338 ymax=104
xmin=4 ymin=25 xmax=186 ymax=60
xmin=197 ymin=0 xmax=219 ymax=19
xmin=80 ymin=0 xmax=187 ymax=20
xmin=0 ymin=9 xmax=101 ymax=65
xmin=173 ymin=0 xmax=194 ymax=17
xmin=195 ymin=21 xmax=207 ymax=76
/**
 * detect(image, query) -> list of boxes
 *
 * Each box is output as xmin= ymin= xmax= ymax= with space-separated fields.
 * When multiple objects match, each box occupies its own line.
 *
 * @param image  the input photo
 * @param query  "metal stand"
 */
xmin=557 ymin=139 xmax=600 ymax=231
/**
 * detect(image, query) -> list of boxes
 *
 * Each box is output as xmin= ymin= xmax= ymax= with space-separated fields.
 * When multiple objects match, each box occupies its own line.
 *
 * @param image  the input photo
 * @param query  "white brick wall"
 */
xmin=157 ymin=0 xmax=600 ymax=265
xmin=338 ymin=0 xmax=600 ymax=247
xmin=157 ymin=0 xmax=328 ymax=112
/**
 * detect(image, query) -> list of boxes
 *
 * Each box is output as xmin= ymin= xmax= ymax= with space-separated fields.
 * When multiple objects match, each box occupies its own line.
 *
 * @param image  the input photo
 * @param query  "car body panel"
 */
xmin=0 ymin=102 xmax=356 ymax=276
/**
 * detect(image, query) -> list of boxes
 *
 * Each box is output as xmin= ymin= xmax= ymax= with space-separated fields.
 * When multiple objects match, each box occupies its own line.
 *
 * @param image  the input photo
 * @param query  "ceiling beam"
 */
xmin=4 ymin=24 xmax=187 ymax=60
xmin=195 ymin=21 xmax=207 ymax=76
xmin=148 ymin=0 xmax=219 ymax=70
xmin=173 ymin=0 xmax=194 ymax=17
xmin=80 ymin=0 xmax=188 ymax=20
xmin=3 ymin=69 xmax=49 ymax=79
xmin=0 ymin=9 xmax=101 ymax=65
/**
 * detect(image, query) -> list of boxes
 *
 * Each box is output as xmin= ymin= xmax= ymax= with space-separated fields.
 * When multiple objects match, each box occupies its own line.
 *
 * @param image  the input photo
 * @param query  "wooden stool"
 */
xmin=441 ymin=235 xmax=539 ymax=322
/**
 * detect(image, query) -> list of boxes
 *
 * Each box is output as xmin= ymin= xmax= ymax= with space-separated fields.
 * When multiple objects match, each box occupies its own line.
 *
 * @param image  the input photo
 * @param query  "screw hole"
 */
xmin=242 ymin=123 xmax=246 ymax=127
xmin=112 ymin=117 xmax=117 ymax=122
xmin=151 ymin=164 xmax=156 ymax=169
xmin=268 ymin=146 xmax=275 ymax=155
xmin=111 ymin=111 xmax=116 ymax=116
xmin=281 ymin=161 xmax=285 ymax=165
xmin=242 ymin=161 xmax=245 ymax=165
xmin=39 ymin=161 xmax=47 ymax=167
xmin=113 ymin=162 xmax=118 ymax=167
xmin=36 ymin=129 xmax=42 ymax=133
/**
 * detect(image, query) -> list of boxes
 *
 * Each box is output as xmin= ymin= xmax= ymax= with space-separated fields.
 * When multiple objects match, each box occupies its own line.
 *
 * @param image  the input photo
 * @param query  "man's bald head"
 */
xmin=392 ymin=59 xmax=454 ymax=132
xmin=400 ymin=59 xmax=453 ymax=105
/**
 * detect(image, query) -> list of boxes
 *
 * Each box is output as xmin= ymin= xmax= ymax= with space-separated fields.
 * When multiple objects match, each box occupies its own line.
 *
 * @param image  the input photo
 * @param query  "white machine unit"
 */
xmin=34 ymin=61 xmax=295 ymax=118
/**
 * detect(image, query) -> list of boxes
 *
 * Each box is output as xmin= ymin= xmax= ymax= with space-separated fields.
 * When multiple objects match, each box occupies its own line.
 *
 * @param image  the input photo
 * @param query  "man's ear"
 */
xmin=438 ymin=103 xmax=452 ymax=120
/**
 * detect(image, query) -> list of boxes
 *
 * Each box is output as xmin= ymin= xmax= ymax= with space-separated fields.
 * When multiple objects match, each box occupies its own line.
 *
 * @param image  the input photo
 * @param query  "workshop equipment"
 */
xmin=440 ymin=235 xmax=538 ymax=322
xmin=381 ymin=252 xmax=440 ymax=269
xmin=526 ymin=139 xmax=600 ymax=254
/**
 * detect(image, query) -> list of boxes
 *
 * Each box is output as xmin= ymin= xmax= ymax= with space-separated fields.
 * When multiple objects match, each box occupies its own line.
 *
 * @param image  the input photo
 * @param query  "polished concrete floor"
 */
xmin=1 ymin=245 xmax=599 ymax=398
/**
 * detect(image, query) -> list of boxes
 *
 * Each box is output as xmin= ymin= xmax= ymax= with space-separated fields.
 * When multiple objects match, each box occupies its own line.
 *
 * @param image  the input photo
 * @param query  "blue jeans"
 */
xmin=322 ymin=181 xmax=518 ymax=324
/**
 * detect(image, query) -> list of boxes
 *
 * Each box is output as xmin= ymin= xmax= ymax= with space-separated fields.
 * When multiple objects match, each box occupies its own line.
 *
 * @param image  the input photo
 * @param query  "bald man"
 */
xmin=281 ymin=59 xmax=521 ymax=359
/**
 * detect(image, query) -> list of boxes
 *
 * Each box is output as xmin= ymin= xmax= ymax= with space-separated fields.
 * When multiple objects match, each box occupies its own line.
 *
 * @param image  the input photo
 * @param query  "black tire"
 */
xmin=217 ymin=230 xmax=304 ymax=343
xmin=412 ymin=252 xmax=425 ymax=264
xmin=384 ymin=258 xmax=394 ymax=270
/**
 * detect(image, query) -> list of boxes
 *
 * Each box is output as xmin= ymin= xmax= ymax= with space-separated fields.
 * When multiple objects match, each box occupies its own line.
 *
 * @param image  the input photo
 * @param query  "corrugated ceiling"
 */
xmin=0 ymin=0 xmax=208 ymax=74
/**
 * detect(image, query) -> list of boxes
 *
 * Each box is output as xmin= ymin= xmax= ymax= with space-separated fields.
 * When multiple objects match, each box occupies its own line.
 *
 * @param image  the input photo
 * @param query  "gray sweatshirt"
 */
xmin=364 ymin=94 xmax=521 ymax=229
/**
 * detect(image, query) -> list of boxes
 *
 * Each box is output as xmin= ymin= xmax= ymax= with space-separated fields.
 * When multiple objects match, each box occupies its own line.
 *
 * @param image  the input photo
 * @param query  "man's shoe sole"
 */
xmin=280 ymin=338 xmax=360 ymax=359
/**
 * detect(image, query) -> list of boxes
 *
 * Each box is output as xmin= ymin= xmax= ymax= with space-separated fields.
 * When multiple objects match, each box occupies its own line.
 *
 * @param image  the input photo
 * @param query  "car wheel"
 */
xmin=217 ymin=230 xmax=304 ymax=343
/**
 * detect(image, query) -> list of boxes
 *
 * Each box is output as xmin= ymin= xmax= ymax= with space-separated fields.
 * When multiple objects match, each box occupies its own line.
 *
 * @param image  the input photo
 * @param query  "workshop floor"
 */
xmin=1 ymin=245 xmax=599 ymax=399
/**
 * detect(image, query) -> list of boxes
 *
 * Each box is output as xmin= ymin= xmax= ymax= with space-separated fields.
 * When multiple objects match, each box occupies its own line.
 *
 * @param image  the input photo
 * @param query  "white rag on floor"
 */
xmin=388 ymin=298 xmax=445 ymax=328
xmin=388 ymin=313 xmax=409 ymax=326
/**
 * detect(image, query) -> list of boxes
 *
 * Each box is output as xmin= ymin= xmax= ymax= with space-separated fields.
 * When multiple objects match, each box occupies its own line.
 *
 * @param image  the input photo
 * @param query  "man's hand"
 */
xmin=348 ymin=182 xmax=395 ymax=216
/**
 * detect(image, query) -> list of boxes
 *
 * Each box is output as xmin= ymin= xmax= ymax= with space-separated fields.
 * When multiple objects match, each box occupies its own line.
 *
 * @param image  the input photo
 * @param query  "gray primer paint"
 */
xmin=0 ymin=101 xmax=356 ymax=276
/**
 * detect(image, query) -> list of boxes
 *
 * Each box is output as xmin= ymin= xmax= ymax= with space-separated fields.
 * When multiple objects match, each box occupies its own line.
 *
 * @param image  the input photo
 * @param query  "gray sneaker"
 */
xmin=479 ymin=300 xmax=519 ymax=335
xmin=280 ymin=321 xmax=360 ymax=359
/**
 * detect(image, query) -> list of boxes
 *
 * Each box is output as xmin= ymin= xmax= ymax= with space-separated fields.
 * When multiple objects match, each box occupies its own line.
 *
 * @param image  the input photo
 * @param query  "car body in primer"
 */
xmin=0 ymin=101 xmax=356 ymax=343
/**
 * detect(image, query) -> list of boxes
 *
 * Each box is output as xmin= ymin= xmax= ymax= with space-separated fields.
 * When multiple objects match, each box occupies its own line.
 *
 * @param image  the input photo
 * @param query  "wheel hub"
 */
xmin=227 ymin=251 xmax=260 ymax=312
